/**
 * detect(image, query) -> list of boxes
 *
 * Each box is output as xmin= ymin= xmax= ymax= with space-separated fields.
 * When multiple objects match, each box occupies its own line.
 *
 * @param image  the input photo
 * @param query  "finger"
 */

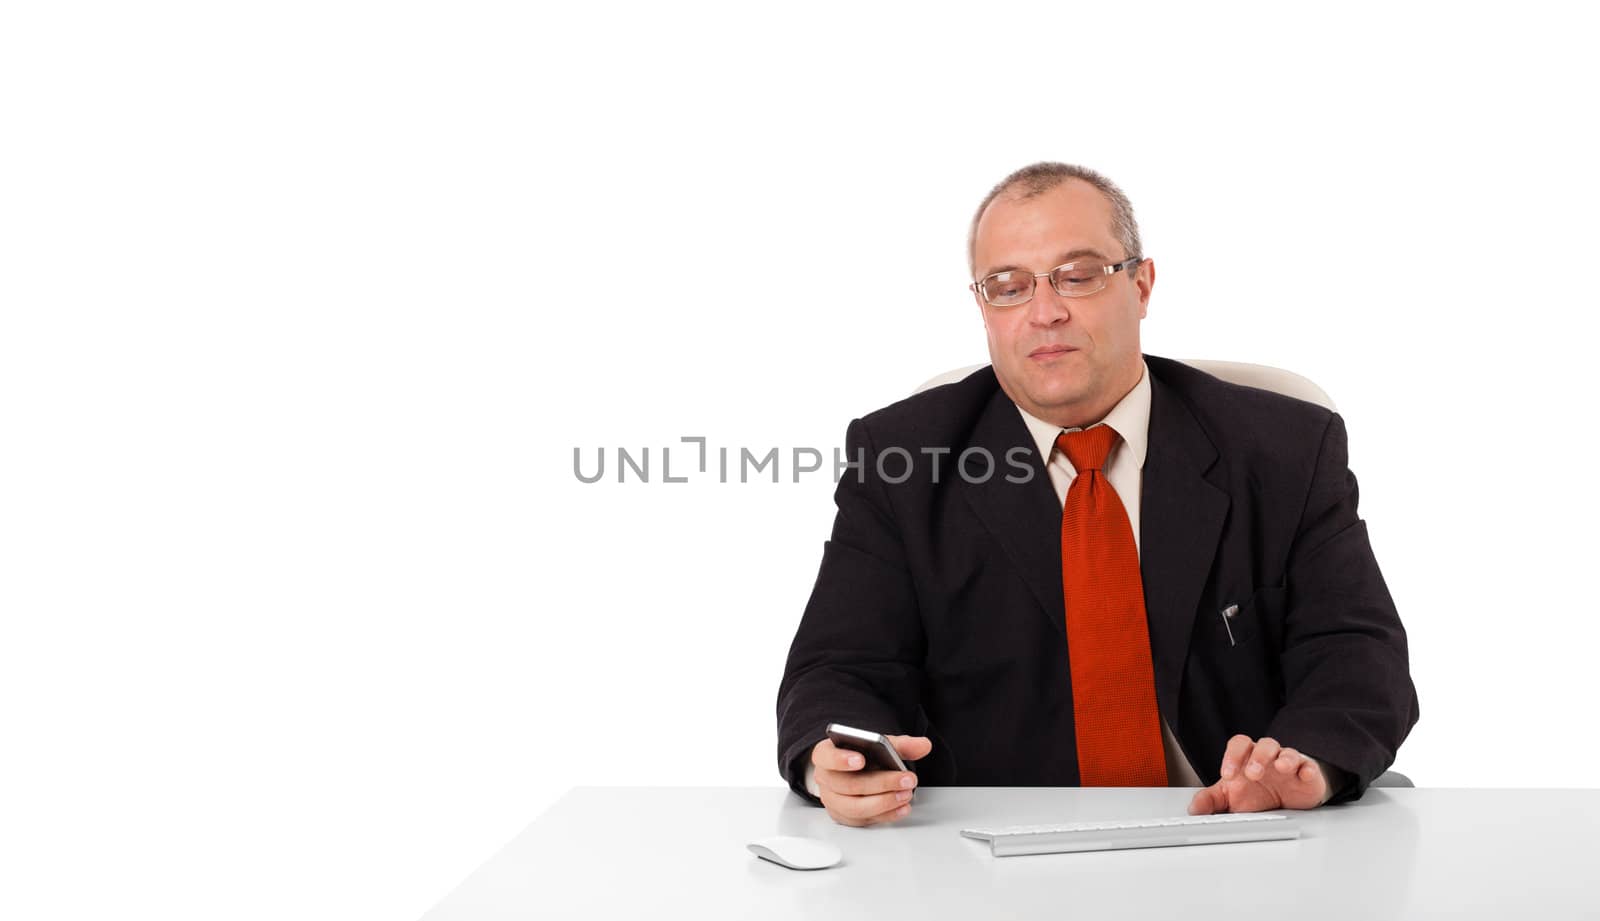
xmin=811 ymin=739 xmax=867 ymax=773
xmin=820 ymin=767 xmax=919 ymax=798
xmin=1188 ymin=783 xmax=1228 ymax=815
xmin=870 ymin=794 xmax=916 ymax=825
xmin=885 ymin=734 xmax=933 ymax=762
xmin=861 ymin=801 xmax=915 ymax=826
xmin=1274 ymin=746 xmax=1305 ymax=776
xmin=822 ymin=787 xmax=916 ymax=826
xmin=828 ymin=787 xmax=912 ymax=822
xmin=1296 ymin=757 xmax=1330 ymax=800
xmin=1221 ymin=757 xmax=1275 ymax=811
xmin=1245 ymin=737 xmax=1282 ymax=781
xmin=1223 ymin=773 xmax=1256 ymax=809
xmin=1220 ymin=734 xmax=1255 ymax=779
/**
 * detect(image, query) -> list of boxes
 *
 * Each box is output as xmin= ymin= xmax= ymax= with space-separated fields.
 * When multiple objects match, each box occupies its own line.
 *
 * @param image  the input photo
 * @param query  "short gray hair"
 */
xmin=967 ymin=162 xmax=1143 ymax=276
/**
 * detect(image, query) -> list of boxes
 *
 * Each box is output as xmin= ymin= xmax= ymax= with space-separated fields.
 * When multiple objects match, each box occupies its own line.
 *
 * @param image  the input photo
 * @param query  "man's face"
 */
xmin=970 ymin=179 xmax=1154 ymax=428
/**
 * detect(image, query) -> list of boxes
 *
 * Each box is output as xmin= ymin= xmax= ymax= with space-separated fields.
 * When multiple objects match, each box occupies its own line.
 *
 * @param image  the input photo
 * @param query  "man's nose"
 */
xmin=1026 ymin=278 xmax=1072 ymax=326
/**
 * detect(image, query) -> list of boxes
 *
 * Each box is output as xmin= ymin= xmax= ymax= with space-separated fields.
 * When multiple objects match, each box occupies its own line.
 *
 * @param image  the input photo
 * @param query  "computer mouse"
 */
xmin=746 ymin=835 xmax=843 ymax=870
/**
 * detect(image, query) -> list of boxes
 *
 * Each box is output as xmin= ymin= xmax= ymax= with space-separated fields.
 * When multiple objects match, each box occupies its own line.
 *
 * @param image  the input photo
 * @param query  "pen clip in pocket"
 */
xmin=1219 ymin=603 xmax=1240 ymax=647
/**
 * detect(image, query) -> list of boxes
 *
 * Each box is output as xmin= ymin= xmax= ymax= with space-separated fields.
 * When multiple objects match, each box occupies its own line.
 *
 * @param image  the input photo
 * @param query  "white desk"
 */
xmin=421 ymin=786 xmax=1600 ymax=920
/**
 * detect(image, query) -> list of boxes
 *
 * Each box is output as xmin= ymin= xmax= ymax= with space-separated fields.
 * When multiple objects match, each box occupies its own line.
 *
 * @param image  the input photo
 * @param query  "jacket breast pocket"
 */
xmin=1216 ymin=584 xmax=1285 ymax=650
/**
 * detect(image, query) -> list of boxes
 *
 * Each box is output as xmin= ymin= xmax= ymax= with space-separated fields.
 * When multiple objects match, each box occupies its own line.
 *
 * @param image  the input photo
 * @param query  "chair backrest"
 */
xmin=914 ymin=359 xmax=1336 ymax=411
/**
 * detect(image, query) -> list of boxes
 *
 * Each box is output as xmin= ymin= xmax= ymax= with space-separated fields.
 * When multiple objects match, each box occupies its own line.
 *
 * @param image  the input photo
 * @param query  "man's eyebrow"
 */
xmin=978 ymin=248 xmax=1111 ymax=278
xmin=1055 ymin=247 xmax=1109 ymax=264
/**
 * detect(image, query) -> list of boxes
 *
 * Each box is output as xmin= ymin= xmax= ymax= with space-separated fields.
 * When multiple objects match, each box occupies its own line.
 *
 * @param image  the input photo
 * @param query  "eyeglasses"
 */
xmin=970 ymin=256 xmax=1143 ymax=308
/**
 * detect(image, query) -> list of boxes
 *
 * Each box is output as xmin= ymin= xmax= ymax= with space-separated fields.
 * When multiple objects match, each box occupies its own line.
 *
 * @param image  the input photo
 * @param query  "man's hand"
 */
xmin=1188 ymin=734 xmax=1330 ymax=815
xmin=810 ymin=734 xmax=932 ymax=827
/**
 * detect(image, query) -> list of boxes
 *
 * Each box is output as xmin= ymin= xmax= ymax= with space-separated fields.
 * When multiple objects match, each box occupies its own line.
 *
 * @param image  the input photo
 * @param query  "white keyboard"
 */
xmin=961 ymin=812 xmax=1300 ymax=857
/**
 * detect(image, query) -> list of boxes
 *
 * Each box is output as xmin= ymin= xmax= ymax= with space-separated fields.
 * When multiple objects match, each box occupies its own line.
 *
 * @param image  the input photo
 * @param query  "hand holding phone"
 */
xmin=810 ymin=724 xmax=933 ymax=828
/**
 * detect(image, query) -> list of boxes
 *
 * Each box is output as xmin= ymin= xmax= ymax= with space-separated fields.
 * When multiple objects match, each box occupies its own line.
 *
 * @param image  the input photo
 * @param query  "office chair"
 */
xmin=914 ymin=359 xmax=1336 ymax=410
xmin=913 ymin=359 xmax=1416 ymax=791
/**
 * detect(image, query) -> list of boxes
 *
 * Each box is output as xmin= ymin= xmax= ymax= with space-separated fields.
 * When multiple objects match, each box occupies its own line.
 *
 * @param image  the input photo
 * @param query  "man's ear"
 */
xmin=1135 ymin=258 xmax=1156 ymax=319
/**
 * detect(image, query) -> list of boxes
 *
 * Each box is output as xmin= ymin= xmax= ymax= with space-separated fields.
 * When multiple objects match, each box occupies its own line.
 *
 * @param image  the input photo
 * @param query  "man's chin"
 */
xmin=1029 ymin=392 xmax=1090 ymax=415
xmin=1022 ymin=374 xmax=1091 ymax=410
xmin=994 ymin=365 xmax=1090 ymax=415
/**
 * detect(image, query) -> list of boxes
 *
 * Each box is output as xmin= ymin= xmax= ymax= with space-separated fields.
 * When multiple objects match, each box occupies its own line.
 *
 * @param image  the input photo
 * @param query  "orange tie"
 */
xmin=1056 ymin=425 xmax=1168 ymax=787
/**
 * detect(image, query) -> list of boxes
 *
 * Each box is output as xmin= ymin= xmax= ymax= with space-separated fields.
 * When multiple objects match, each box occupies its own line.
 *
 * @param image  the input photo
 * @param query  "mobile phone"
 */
xmin=826 ymin=723 xmax=910 ymax=773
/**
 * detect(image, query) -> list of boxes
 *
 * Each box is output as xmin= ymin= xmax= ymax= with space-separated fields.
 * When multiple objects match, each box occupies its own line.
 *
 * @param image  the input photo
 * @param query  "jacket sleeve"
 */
xmin=775 ymin=417 xmax=928 ymax=805
xmin=1265 ymin=412 xmax=1420 ymax=804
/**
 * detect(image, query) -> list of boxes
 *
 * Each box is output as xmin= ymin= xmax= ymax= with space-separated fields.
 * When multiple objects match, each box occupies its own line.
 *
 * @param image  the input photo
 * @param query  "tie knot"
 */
xmin=1055 ymin=425 xmax=1118 ymax=472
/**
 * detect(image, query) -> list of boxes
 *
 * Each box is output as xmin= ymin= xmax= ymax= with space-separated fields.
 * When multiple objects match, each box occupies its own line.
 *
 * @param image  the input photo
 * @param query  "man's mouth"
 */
xmin=1029 ymin=345 xmax=1079 ymax=358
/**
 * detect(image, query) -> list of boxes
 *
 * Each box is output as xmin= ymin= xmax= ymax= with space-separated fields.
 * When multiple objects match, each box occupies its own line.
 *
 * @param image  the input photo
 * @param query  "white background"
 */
xmin=3 ymin=2 xmax=1598 ymax=919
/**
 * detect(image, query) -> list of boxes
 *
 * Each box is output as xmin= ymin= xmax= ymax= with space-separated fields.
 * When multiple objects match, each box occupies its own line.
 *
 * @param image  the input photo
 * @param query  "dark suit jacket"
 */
xmin=776 ymin=355 xmax=1418 ymax=806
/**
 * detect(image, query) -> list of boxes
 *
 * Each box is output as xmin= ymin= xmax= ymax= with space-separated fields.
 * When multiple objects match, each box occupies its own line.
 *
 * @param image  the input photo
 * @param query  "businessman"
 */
xmin=775 ymin=162 xmax=1418 ymax=827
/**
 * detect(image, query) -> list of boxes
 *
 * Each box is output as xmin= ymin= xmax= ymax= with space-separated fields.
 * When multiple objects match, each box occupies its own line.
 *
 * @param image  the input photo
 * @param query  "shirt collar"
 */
xmin=1015 ymin=360 xmax=1151 ymax=469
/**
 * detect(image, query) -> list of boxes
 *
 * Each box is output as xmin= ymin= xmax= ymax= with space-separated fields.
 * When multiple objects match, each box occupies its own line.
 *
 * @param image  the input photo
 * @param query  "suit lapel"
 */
xmin=1140 ymin=367 xmax=1229 ymax=735
xmin=958 ymin=387 xmax=1067 ymax=642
